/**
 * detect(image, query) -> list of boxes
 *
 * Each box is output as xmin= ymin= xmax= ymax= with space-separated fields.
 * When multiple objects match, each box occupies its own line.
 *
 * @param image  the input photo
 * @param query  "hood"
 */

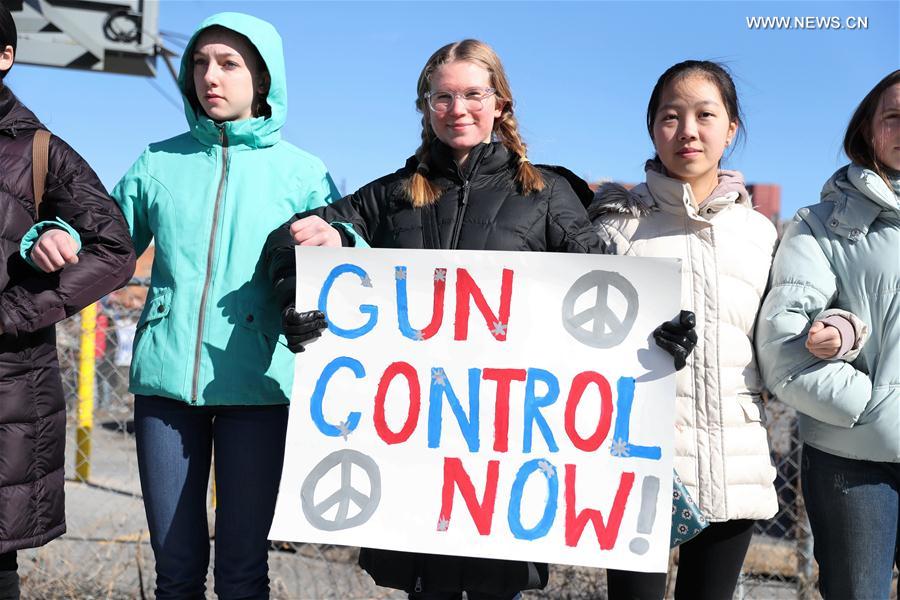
xmin=538 ymin=164 xmax=595 ymax=209
xmin=588 ymin=181 xmax=653 ymax=221
xmin=843 ymin=164 xmax=900 ymax=213
xmin=588 ymin=160 xmax=750 ymax=221
xmin=644 ymin=159 xmax=751 ymax=212
xmin=178 ymin=12 xmax=287 ymax=149
xmin=0 ymin=85 xmax=45 ymax=137
xmin=819 ymin=164 xmax=900 ymax=241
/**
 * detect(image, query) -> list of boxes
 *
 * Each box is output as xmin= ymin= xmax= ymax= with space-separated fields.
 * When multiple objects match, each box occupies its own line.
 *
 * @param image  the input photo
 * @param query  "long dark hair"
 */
xmin=645 ymin=60 xmax=745 ymax=161
xmin=843 ymin=70 xmax=900 ymax=184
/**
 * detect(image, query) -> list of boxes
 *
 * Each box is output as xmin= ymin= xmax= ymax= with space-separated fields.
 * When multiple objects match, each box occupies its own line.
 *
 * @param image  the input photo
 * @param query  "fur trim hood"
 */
xmin=588 ymin=160 xmax=751 ymax=221
xmin=588 ymin=180 xmax=653 ymax=220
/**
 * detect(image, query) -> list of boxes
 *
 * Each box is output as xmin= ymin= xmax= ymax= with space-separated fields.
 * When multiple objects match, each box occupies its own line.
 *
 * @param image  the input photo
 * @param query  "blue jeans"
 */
xmin=135 ymin=395 xmax=288 ymax=600
xmin=802 ymin=444 xmax=899 ymax=600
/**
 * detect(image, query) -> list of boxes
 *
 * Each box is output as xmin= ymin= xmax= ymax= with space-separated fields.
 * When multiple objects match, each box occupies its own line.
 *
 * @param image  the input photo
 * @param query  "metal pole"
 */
xmin=210 ymin=462 xmax=217 ymax=509
xmin=75 ymin=303 xmax=97 ymax=482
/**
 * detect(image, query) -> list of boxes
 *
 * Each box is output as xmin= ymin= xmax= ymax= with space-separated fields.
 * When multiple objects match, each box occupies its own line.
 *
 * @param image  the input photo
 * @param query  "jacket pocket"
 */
xmin=855 ymin=384 xmax=896 ymax=426
xmin=131 ymin=288 xmax=173 ymax=389
xmin=136 ymin=288 xmax=173 ymax=331
xmin=236 ymin=311 xmax=278 ymax=357
xmin=208 ymin=300 xmax=286 ymax=401
xmin=777 ymin=355 xmax=819 ymax=390
xmin=738 ymin=393 xmax=767 ymax=425
xmin=236 ymin=298 xmax=284 ymax=348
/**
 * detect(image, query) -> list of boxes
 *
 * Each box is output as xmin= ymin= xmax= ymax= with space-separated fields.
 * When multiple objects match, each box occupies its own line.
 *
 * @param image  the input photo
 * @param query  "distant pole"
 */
xmin=210 ymin=462 xmax=217 ymax=510
xmin=76 ymin=303 xmax=97 ymax=482
xmin=159 ymin=46 xmax=180 ymax=85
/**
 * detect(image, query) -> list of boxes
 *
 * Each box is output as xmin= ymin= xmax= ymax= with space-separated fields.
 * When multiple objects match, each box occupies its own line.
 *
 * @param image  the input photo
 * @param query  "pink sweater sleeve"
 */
xmin=819 ymin=315 xmax=857 ymax=360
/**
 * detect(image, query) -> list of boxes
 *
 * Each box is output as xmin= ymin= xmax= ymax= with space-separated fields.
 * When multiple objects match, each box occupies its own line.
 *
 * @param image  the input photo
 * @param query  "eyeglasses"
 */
xmin=425 ymin=87 xmax=497 ymax=113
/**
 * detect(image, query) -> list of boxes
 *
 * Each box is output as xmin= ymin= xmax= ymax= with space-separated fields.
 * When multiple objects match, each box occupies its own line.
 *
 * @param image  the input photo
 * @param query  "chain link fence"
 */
xmin=17 ymin=284 xmax=898 ymax=599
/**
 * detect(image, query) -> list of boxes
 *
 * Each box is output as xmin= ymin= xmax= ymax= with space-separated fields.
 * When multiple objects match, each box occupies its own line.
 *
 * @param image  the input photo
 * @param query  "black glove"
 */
xmin=653 ymin=310 xmax=697 ymax=371
xmin=282 ymin=306 xmax=328 ymax=353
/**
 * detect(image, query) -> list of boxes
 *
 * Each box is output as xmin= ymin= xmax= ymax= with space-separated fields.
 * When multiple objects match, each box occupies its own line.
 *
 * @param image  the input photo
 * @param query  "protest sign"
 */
xmin=270 ymin=247 xmax=680 ymax=572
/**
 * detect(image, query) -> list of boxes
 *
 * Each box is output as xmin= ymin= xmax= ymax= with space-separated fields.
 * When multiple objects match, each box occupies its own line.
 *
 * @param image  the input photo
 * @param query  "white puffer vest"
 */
xmin=590 ymin=167 xmax=778 ymax=522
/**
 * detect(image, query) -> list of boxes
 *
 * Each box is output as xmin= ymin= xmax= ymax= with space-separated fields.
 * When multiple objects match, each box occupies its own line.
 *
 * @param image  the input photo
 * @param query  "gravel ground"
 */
xmin=14 ymin=422 xmax=833 ymax=599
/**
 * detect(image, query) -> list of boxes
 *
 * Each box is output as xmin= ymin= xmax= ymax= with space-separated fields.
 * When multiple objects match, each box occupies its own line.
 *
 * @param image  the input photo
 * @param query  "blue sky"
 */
xmin=9 ymin=1 xmax=899 ymax=219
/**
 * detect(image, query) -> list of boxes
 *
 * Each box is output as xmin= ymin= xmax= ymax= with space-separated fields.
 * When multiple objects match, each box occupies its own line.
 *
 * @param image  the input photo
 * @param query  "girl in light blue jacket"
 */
xmin=756 ymin=70 xmax=899 ymax=600
xmin=112 ymin=13 xmax=350 ymax=599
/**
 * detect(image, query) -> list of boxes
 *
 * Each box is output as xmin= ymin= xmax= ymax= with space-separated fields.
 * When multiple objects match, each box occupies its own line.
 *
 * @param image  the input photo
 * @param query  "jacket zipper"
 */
xmin=449 ymin=179 xmax=471 ymax=250
xmin=448 ymin=146 xmax=486 ymax=249
xmin=778 ymin=354 xmax=820 ymax=389
xmin=191 ymin=128 xmax=229 ymax=403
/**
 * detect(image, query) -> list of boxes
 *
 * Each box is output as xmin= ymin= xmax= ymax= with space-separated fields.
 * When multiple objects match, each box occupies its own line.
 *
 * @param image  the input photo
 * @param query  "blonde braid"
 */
xmin=496 ymin=111 xmax=544 ymax=195
xmin=403 ymin=116 xmax=444 ymax=207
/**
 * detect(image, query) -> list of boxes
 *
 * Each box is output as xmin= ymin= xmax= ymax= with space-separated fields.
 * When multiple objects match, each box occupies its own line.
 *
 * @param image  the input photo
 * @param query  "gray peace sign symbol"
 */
xmin=561 ymin=270 xmax=639 ymax=348
xmin=301 ymin=450 xmax=381 ymax=531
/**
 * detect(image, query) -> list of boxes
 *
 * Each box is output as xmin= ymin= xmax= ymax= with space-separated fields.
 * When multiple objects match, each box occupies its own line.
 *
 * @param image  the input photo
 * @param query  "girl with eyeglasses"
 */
xmin=756 ymin=70 xmax=900 ymax=600
xmin=111 ymin=12 xmax=347 ymax=598
xmin=266 ymin=39 xmax=601 ymax=600
xmin=589 ymin=61 xmax=778 ymax=599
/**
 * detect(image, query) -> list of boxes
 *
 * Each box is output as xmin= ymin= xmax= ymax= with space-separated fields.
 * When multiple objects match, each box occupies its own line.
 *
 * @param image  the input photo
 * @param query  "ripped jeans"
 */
xmin=801 ymin=444 xmax=899 ymax=600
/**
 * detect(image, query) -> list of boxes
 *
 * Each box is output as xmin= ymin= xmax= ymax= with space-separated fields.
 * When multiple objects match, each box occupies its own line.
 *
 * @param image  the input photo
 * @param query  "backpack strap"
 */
xmin=31 ymin=129 xmax=51 ymax=220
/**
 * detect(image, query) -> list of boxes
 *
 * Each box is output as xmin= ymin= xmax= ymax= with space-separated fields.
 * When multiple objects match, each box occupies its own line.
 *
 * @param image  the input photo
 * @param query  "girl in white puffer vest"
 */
xmin=589 ymin=60 xmax=778 ymax=600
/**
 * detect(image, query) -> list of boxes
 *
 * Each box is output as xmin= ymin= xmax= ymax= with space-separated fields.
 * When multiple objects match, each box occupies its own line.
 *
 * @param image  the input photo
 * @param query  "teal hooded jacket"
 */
xmin=113 ymin=13 xmax=344 ymax=406
xmin=757 ymin=164 xmax=899 ymax=462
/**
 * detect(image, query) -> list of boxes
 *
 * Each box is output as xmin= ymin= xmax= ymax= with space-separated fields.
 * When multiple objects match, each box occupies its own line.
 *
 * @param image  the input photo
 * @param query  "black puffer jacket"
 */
xmin=267 ymin=141 xmax=600 ymax=305
xmin=266 ymin=140 xmax=600 ymax=596
xmin=0 ymin=85 xmax=135 ymax=554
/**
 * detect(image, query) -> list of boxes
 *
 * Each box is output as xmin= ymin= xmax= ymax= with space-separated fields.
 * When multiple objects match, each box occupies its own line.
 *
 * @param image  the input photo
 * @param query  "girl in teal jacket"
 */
xmin=112 ymin=13 xmax=346 ymax=598
xmin=757 ymin=70 xmax=900 ymax=599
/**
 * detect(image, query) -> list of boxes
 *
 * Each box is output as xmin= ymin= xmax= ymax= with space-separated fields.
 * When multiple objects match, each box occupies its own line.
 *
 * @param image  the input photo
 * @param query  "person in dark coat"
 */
xmin=266 ymin=39 xmax=600 ymax=600
xmin=0 ymin=6 xmax=136 ymax=598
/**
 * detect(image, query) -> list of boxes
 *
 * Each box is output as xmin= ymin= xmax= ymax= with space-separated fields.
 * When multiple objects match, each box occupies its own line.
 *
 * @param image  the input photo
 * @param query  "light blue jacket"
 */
xmin=112 ymin=13 xmax=349 ymax=406
xmin=757 ymin=164 xmax=899 ymax=462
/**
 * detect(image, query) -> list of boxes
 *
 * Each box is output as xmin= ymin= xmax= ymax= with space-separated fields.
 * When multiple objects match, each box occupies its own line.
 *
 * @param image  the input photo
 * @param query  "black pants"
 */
xmin=606 ymin=519 xmax=755 ymax=600
xmin=408 ymin=593 xmax=519 ymax=600
xmin=0 ymin=550 xmax=18 ymax=600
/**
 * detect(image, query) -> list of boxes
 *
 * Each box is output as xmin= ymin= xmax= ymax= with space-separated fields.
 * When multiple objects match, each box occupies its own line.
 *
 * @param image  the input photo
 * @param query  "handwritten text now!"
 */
xmin=271 ymin=247 xmax=681 ymax=573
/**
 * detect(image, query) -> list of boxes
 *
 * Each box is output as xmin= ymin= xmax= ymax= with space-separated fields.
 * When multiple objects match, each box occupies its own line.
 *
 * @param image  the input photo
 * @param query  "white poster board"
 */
xmin=271 ymin=247 xmax=680 ymax=573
